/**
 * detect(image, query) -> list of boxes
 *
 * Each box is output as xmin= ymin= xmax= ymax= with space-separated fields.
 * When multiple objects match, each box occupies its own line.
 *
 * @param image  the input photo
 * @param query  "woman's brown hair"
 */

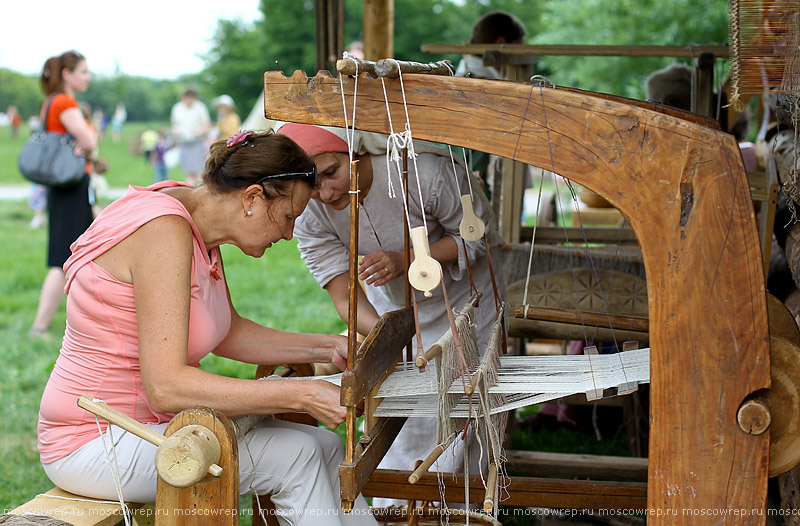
xmin=40 ymin=50 xmax=85 ymax=95
xmin=204 ymin=132 xmax=315 ymax=199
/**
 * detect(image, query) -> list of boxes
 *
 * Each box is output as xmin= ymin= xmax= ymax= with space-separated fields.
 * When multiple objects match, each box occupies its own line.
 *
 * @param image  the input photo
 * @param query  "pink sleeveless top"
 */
xmin=38 ymin=181 xmax=232 ymax=463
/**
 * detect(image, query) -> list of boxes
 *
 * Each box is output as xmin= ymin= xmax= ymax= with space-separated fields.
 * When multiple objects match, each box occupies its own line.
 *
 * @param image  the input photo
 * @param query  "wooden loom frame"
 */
xmin=263 ymin=70 xmax=770 ymax=524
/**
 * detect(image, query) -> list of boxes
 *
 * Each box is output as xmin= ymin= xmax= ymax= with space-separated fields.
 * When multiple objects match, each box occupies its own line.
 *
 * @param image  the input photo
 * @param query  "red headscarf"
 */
xmin=277 ymin=123 xmax=348 ymax=157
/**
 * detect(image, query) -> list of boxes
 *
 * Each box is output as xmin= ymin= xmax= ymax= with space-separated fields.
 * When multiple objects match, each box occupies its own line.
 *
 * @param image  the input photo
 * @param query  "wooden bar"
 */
xmin=504 ymin=450 xmax=648 ymax=481
xmin=373 ymin=58 xmax=453 ymax=78
xmin=340 ymin=307 xmax=415 ymax=406
xmin=336 ymin=57 xmax=377 ymax=76
xmin=11 ymin=488 xmax=144 ymax=526
xmin=509 ymin=318 xmax=650 ymax=345
xmin=363 ymin=469 xmax=647 ymax=510
xmin=514 ymin=304 xmax=650 ymax=333
xmin=523 ymin=225 xmax=639 ymax=245
xmin=408 ymin=443 xmax=447 ymax=484
xmin=403 ymin=148 xmax=412 ymax=363
xmin=345 ymin=160 xmax=359 ymax=466
xmin=483 ymin=463 xmax=498 ymax=513
xmin=421 ymin=43 xmax=729 ymax=58
xmin=340 ymin=417 xmax=406 ymax=505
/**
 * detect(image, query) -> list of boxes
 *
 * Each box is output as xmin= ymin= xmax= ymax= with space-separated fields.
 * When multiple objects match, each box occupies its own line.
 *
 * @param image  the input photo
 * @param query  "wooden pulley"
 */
xmin=77 ymin=395 xmax=223 ymax=487
xmin=154 ymin=424 xmax=221 ymax=488
xmin=408 ymin=226 xmax=442 ymax=297
xmin=458 ymin=194 xmax=485 ymax=242
xmin=765 ymin=334 xmax=800 ymax=477
xmin=741 ymin=295 xmax=800 ymax=477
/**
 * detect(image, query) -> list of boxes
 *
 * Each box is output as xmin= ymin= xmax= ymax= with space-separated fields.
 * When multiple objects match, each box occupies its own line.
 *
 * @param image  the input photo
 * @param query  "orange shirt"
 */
xmin=42 ymin=93 xmax=76 ymax=134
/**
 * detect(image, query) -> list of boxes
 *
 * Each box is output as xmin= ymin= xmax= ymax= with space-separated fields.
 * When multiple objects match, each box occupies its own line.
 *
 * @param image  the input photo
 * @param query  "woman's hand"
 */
xmin=324 ymin=334 xmax=348 ymax=370
xmin=300 ymin=380 xmax=347 ymax=429
xmin=359 ymin=250 xmax=405 ymax=286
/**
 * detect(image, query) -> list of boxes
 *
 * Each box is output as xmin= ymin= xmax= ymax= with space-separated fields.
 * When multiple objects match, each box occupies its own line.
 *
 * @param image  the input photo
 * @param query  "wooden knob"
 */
xmin=408 ymin=226 xmax=442 ymax=297
xmin=459 ymin=195 xmax=485 ymax=242
xmin=737 ymin=398 xmax=771 ymax=435
xmin=155 ymin=424 xmax=222 ymax=488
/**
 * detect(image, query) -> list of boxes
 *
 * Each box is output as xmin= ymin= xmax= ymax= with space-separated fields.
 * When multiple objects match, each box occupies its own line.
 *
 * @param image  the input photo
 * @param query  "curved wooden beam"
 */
xmin=263 ymin=70 xmax=769 ymax=524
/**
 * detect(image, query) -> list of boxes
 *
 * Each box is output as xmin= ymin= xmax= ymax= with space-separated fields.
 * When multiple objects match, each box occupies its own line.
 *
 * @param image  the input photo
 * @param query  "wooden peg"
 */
xmin=408 ymin=226 xmax=442 ymax=297
xmin=459 ymin=194 xmax=485 ymax=242
xmin=583 ymin=346 xmax=604 ymax=401
xmin=483 ymin=462 xmax=499 ymax=513
xmin=408 ymin=444 xmax=446 ymax=484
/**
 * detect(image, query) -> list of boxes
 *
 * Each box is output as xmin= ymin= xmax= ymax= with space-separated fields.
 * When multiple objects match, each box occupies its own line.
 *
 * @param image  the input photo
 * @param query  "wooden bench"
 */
xmin=9 ymin=487 xmax=148 ymax=526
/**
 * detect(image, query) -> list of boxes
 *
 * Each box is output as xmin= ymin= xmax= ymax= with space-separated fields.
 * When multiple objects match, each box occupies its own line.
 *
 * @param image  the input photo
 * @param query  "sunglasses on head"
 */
xmin=256 ymin=165 xmax=318 ymax=190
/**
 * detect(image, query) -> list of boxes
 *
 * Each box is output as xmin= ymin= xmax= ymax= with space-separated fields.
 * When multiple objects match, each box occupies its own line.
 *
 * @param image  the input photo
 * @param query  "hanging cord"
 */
xmin=93 ymin=413 xmax=132 ymax=526
xmin=516 ymin=77 xmax=546 ymax=321
xmin=447 ymin=145 xmax=478 ymax=296
xmin=532 ymin=80 xmax=603 ymax=397
xmin=535 ymin=80 xmax=632 ymax=392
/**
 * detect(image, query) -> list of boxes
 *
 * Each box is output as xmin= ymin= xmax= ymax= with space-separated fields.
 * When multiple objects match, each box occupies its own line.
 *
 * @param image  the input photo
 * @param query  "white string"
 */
xmin=447 ymin=146 xmax=462 ymax=196
xmin=380 ymin=77 xmax=417 ymax=234
xmin=34 ymin=493 xmax=130 ymax=506
xmin=93 ymin=412 xmax=131 ymax=526
xmin=521 ymin=168 xmax=547 ymax=319
xmin=373 ymin=349 xmax=650 ymax=417
xmin=380 ymin=61 xmax=429 ymax=234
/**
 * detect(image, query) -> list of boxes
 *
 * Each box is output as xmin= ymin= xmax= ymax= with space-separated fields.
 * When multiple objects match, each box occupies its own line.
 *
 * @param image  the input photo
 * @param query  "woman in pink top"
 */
xmin=38 ymin=131 xmax=376 ymax=526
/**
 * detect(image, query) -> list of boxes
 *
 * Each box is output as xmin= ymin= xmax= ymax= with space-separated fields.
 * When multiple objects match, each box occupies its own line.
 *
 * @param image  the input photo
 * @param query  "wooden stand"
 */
xmin=155 ymin=408 xmax=239 ymax=526
xmin=263 ymin=70 xmax=770 ymax=524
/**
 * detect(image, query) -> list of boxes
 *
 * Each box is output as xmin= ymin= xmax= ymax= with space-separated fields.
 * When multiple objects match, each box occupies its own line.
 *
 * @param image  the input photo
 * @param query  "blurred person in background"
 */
xmin=170 ymin=87 xmax=210 ymax=187
xmin=212 ymin=94 xmax=241 ymax=140
xmin=30 ymin=50 xmax=98 ymax=339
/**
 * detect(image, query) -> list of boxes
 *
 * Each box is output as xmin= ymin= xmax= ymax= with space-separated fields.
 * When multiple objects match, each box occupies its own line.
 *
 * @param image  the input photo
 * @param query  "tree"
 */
xmin=533 ymin=0 xmax=729 ymax=98
xmin=202 ymin=0 xmax=730 ymax=111
xmin=0 ymin=69 xmax=42 ymax=119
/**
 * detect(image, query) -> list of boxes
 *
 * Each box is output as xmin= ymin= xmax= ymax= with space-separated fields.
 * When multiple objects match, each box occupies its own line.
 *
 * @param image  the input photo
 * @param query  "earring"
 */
xmin=246 ymin=210 xmax=253 ymax=216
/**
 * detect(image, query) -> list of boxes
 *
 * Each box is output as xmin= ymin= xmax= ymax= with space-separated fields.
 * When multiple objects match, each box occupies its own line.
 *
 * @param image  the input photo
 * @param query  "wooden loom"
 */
xmin=262 ymin=69 xmax=771 ymax=524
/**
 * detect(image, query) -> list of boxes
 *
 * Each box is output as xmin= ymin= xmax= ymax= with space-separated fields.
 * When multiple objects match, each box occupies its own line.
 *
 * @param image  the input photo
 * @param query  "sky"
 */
xmin=2 ymin=0 xmax=263 ymax=79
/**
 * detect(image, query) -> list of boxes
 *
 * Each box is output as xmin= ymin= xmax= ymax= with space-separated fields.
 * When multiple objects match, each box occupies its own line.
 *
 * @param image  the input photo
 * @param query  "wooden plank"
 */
xmin=509 ymin=318 xmax=649 ymax=345
xmin=504 ymin=450 xmax=648 ymax=481
xmin=499 ymin=157 xmax=525 ymax=243
xmin=522 ymin=226 xmax=638 ymax=245
xmin=11 ymin=487 xmax=144 ymax=526
xmin=339 ymin=417 xmax=406 ymax=504
xmin=514 ymin=304 xmax=650 ymax=333
xmin=421 ymin=43 xmax=729 ymax=58
xmin=340 ymin=307 xmax=414 ymax=406
xmin=362 ymin=469 xmax=647 ymax=510
xmin=263 ymin=71 xmax=770 ymax=525
xmin=572 ymin=206 xmax=625 ymax=227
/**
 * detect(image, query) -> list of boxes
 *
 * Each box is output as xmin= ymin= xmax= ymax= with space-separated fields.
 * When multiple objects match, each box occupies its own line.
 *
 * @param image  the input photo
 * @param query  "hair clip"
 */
xmin=226 ymin=130 xmax=253 ymax=148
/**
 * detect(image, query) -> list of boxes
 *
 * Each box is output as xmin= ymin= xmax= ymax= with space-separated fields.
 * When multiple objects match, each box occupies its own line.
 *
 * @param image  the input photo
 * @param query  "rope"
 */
xmin=92 ymin=413 xmax=131 ymax=526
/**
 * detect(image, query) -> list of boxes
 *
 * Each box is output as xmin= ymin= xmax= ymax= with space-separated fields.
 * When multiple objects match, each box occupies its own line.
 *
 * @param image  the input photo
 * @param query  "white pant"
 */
xmin=43 ymin=418 xmax=375 ymax=526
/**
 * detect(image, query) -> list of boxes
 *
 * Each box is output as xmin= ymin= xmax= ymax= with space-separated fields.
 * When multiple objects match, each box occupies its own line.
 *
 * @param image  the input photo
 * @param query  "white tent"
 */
xmin=242 ymin=90 xmax=279 ymax=133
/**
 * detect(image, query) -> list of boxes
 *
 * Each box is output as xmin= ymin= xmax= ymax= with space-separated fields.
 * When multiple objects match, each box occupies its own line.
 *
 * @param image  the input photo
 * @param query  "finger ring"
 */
xmin=384 ymin=267 xmax=389 ymax=273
